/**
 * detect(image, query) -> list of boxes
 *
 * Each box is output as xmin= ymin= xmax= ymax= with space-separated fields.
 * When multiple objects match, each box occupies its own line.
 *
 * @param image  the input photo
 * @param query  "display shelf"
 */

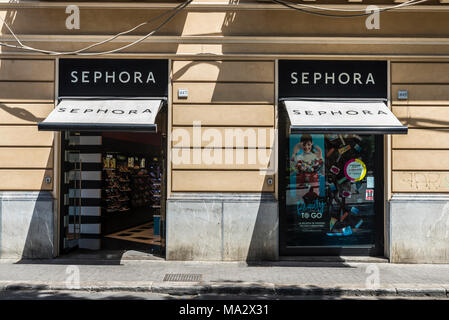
xmin=102 ymin=153 xmax=162 ymax=220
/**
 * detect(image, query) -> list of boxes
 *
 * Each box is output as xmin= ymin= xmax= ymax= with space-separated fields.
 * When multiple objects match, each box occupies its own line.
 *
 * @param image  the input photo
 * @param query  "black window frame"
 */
xmin=278 ymin=106 xmax=385 ymax=256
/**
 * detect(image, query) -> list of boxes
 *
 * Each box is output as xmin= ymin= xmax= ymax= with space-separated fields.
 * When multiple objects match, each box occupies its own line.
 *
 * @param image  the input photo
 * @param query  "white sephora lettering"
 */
xmin=290 ymin=72 xmax=375 ymax=85
xmin=57 ymin=107 xmax=152 ymax=114
xmin=292 ymin=109 xmax=388 ymax=116
xmin=70 ymin=71 xmax=156 ymax=84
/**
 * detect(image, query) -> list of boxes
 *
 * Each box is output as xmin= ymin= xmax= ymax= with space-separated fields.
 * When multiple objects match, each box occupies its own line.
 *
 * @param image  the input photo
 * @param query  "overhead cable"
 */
xmin=0 ymin=0 xmax=431 ymax=54
xmin=271 ymin=0 xmax=429 ymax=18
xmin=0 ymin=0 xmax=192 ymax=55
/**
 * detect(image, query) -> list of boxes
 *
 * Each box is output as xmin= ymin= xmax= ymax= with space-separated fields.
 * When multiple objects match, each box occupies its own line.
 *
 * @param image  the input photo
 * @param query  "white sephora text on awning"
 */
xmin=38 ymin=99 xmax=164 ymax=132
xmin=284 ymin=100 xmax=407 ymax=134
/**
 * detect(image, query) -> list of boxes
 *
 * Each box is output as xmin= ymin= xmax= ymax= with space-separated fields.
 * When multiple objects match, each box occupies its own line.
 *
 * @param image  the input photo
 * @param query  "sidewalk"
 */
xmin=1 ymin=253 xmax=449 ymax=298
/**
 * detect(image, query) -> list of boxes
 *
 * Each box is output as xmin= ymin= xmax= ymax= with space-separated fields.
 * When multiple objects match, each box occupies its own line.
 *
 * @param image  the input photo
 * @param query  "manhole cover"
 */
xmin=163 ymin=273 xmax=202 ymax=282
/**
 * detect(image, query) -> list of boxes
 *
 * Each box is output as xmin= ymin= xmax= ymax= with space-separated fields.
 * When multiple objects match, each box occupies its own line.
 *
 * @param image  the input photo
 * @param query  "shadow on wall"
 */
xmin=4 ymin=144 xmax=55 ymax=260
xmin=245 ymin=200 xmax=279 ymax=262
xmin=21 ymin=192 xmax=54 ymax=259
xmin=0 ymin=199 xmax=2 ymax=257
xmin=0 ymin=4 xmax=55 ymax=259
xmin=0 ymin=1 xmax=191 ymax=55
xmin=0 ymin=103 xmax=46 ymax=122
xmin=0 ymin=1 xmax=18 ymax=55
xmin=0 ymin=3 xmax=192 ymax=261
xmin=172 ymin=60 xmax=222 ymax=80
xmin=16 ymin=106 xmax=54 ymax=259
xmin=215 ymin=2 xmax=449 ymax=57
xmin=0 ymin=192 xmax=54 ymax=259
xmin=394 ymin=116 xmax=449 ymax=129
xmin=170 ymin=2 xmax=277 ymax=262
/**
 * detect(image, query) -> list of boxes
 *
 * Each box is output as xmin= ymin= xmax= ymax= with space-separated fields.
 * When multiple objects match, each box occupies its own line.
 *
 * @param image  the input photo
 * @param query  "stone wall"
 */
xmin=388 ymin=194 xmax=449 ymax=263
xmin=0 ymin=192 xmax=54 ymax=259
xmin=166 ymin=193 xmax=278 ymax=261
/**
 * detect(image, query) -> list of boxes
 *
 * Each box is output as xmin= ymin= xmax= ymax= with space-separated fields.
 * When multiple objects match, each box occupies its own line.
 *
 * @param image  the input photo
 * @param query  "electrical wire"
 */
xmin=64 ymin=0 xmax=192 ymax=55
xmin=0 ymin=0 xmax=192 ymax=55
xmin=271 ymin=0 xmax=429 ymax=18
xmin=274 ymin=0 xmax=428 ymax=12
xmin=70 ymin=0 xmax=193 ymax=56
xmin=0 ymin=0 xmax=431 ymax=55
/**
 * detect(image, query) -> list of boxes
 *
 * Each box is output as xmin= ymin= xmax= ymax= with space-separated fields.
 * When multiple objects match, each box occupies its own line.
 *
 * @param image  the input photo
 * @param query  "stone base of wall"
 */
xmin=388 ymin=194 xmax=449 ymax=264
xmin=0 ymin=192 xmax=54 ymax=259
xmin=166 ymin=193 xmax=278 ymax=261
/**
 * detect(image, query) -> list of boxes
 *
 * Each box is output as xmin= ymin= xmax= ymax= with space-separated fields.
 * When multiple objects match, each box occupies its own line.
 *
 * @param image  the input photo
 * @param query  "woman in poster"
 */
xmin=290 ymin=134 xmax=323 ymax=185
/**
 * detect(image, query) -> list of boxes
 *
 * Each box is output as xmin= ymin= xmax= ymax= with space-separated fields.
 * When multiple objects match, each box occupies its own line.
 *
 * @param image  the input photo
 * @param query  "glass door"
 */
xmin=60 ymin=132 xmax=83 ymax=253
xmin=280 ymin=118 xmax=384 ymax=255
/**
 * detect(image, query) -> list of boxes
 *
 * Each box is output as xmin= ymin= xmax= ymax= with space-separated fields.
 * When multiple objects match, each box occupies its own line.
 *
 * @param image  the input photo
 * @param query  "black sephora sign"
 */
xmin=279 ymin=60 xmax=387 ymax=99
xmin=59 ymin=59 xmax=168 ymax=97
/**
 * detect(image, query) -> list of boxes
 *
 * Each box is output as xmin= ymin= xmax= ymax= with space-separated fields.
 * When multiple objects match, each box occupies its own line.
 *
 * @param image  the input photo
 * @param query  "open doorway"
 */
xmin=100 ymin=131 xmax=164 ymax=252
xmin=59 ymin=129 xmax=167 ymax=259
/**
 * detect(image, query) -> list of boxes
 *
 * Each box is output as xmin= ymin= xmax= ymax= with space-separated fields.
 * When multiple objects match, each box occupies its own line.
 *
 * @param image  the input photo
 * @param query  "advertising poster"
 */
xmin=286 ymin=133 xmax=376 ymax=248
xmin=287 ymin=134 xmax=328 ymax=238
xmin=324 ymin=134 xmax=373 ymax=243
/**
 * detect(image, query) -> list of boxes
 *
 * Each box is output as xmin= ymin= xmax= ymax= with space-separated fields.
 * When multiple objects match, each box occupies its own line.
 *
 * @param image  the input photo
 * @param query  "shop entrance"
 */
xmin=59 ymin=130 xmax=167 ymax=257
xmin=278 ymin=124 xmax=385 ymax=256
xmin=37 ymin=58 xmax=170 ymax=258
xmin=278 ymin=59 xmax=407 ymax=256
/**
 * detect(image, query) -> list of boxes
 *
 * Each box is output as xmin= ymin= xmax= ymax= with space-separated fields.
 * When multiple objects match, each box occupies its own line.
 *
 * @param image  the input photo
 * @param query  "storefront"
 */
xmin=38 ymin=59 xmax=168 ymax=254
xmin=278 ymin=60 xmax=406 ymax=256
xmin=1 ymin=2 xmax=449 ymax=263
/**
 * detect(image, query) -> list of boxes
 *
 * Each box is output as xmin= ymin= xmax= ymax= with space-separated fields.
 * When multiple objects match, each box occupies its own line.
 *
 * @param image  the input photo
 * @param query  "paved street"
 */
xmin=1 ymin=257 xmax=449 ymax=287
xmin=0 ymin=290 xmax=447 ymax=300
xmin=0 ymin=254 xmax=449 ymax=299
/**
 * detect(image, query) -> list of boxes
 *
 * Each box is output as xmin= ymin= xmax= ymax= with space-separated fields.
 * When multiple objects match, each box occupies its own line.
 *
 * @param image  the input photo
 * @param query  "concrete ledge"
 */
xmin=0 ymin=191 xmax=54 ymax=259
xmin=274 ymin=285 xmax=398 ymax=297
xmin=1 ymin=281 xmax=448 ymax=298
xmin=167 ymin=192 xmax=276 ymax=202
xmin=390 ymin=193 xmax=449 ymax=202
xmin=0 ymin=191 xmax=54 ymax=201
xmin=279 ymin=256 xmax=389 ymax=263
xmin=389 ymin=193 xmax=449 ymax=263
xmin=209 ymin=282 xmax=276 ymax=295
xmin=395 ymin=287 xmax=447 ymax=297
xmin=0 ymin=281 xmax=154 ymax=292
xmin=151 ymin=282 xmax=211 ymax=295
xmin=166 ymin=195 xmax=278 ymax=261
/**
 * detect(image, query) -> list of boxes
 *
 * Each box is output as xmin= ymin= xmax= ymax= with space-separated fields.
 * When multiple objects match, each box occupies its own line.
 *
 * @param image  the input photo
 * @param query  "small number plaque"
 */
xmin=178 ymin=89 xmax=188 ymax=98
xmin=398 ymin=90 xmax=408 ymax=100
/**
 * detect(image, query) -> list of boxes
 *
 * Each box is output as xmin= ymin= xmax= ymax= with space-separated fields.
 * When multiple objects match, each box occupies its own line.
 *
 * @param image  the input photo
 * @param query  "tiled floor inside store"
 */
xmin=105 ymin=222 xmax=162 ymax=246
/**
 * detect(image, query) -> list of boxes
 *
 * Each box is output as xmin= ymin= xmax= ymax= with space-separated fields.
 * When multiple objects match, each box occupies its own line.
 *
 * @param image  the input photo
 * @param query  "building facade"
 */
xmin=0 ymin=1 xmax=449 ymax=263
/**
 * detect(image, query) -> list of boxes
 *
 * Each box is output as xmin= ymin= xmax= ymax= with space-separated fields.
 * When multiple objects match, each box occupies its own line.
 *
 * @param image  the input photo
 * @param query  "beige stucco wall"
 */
xmin=0 ymin=4 xmax=448 ymax=195
xmin=391 ymin=62 xmax=449 ymax=193
xmin=0 ymin=59 xmax=55 ymax=191
xmin=1 ymin=3 xmax=449 ymax=261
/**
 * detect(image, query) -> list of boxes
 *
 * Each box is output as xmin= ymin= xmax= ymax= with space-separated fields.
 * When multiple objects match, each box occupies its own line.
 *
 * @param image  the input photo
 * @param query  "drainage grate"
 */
xmin=163 ymin=273 xmax=202 ymax=282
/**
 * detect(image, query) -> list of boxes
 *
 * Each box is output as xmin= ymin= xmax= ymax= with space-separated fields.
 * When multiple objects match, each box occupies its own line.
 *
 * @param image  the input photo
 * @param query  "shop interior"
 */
xmin=100 ymin=132 xmax=164 ymax=253
xmin=59 ymin=101 xmax=168 ymax=258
